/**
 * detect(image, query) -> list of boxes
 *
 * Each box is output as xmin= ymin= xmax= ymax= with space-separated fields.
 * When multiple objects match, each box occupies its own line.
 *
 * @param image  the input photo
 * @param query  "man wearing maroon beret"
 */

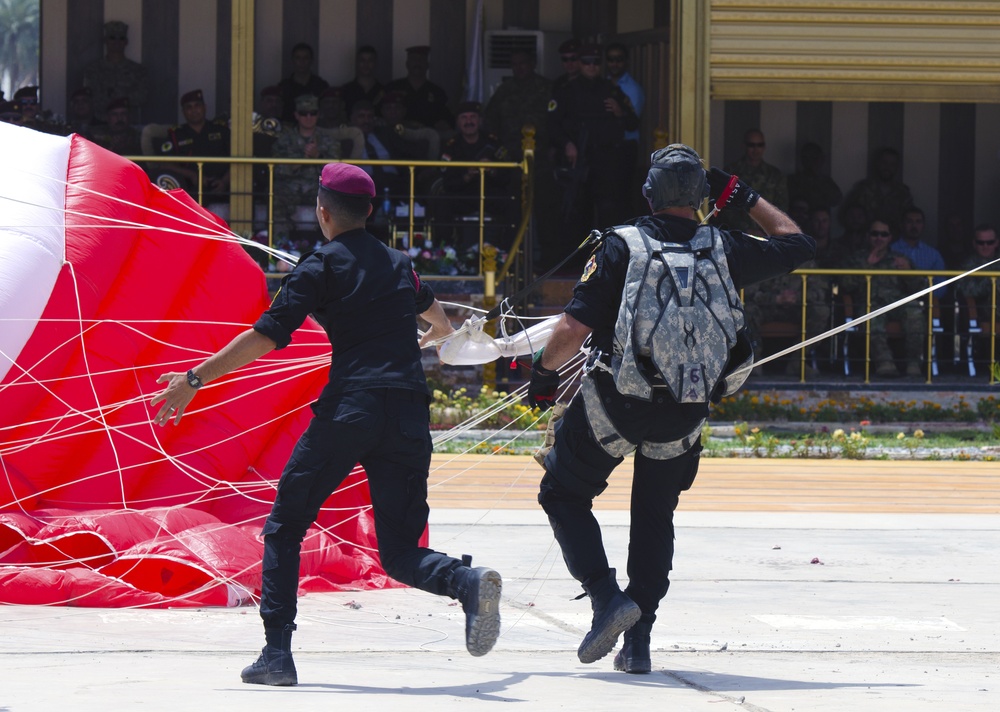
xmin=153 ymin=163 xmax=504 ymax=686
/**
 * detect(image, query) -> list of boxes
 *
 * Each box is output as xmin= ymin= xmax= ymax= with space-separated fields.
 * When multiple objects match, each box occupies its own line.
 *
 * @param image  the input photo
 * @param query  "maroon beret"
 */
xmin=456 ymin=100 xmax=482 ymax=115
xmin=558 ymin=39 xmax=580 ymax=55
xmin=180 ymin=89 xmax=204 ymax=105
xmin=13 ymin=86 xmax=38 ymax=102
xmin=320 ymin=163 xmax=375 ymax=197
xmin=382 ymin=90 xmax=406 ymax=105
xmin=106 ymin=96 xmax=130 ymax=112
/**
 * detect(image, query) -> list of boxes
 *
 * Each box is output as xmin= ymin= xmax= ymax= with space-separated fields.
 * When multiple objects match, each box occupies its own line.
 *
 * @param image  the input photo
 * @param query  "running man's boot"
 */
xmin=448 ymin=556 xmax=502 ymax=656
xmin=613 ymin=613 xmax=654 ymax=673
xmin=241 ymin=623 xmax=297 ymax=685
xmin=578 ymin=569 xmax=641 ymax=664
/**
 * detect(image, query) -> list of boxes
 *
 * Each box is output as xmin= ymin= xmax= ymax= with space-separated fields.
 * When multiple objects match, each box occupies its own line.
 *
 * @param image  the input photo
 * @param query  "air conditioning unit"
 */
xmin=483 ymin=30 xmax=571 ymax=101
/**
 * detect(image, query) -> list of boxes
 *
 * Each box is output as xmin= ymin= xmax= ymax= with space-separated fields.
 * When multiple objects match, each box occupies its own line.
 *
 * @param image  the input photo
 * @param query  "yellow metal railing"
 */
xmin=127 ymin=154 xmax=529 ymax=278
xmin=748 ymin=267 xmax=1000 ymax=385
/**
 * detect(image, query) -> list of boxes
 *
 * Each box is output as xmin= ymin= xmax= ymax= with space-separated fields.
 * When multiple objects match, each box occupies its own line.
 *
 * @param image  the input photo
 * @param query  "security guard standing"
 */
xmin=527 ymin=145 xmax=815 ymax=673
xmin=547 ymin=44 xmax=638 ymax=267
xmin=152 ymin=163 xmax=503 ymax=686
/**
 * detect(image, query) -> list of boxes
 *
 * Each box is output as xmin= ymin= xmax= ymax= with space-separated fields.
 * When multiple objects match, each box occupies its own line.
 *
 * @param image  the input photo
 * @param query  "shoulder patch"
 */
xmin=547 ymin=99 xmax=557 ymax=112
xmin=580 ymin=253 xmax=598 ymax=282
xmin=161 ymin=141 xmax=174 ymax=153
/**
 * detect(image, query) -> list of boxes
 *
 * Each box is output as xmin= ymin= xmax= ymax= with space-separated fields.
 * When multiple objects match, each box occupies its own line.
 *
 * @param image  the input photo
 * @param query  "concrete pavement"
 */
xmin=3 ymin=506 xmax=999 ymax=711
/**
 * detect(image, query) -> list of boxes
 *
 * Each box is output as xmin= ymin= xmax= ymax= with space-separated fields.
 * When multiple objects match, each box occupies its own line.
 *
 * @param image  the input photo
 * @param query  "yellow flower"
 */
xmin=914 ymin=429 xmax=925 ymax=439
xmin=832 ymin=428 xmax=845 ymax=439
xmin=751 ymin=427 xmax=761 ymax=434
xmin=897 ymin=432 xmax=906 ymax=440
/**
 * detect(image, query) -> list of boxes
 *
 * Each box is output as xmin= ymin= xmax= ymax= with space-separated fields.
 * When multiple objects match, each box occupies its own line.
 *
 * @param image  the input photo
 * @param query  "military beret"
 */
xmin=106 ymin=96 xmax=130 ymax=112
xmin=13 ymin=86 xmax=38 ymax=102
xmin=558 ymin=39 xmax=580 ymax=55
xmin=382 ymin=90 xmax=406 ymax=105
xmin=70 ymin=87 xmax=92 ymax=100
xmin=180 ymin=89 xmax=204 ymax=105
xmin=260 ymin=85 xmax=281 ymax=98
xmin=456 ymin=100 xmax=482 ymax=116
xmin=406 ymin=45 xmax=431 ymax=56
xmin=321 ymin=86 xmax=343 ymax=100
xmin=578 ymin=44 xmax=601 ymax=59
xmin=320 ymin=163 xmax=375 ymax=197
xmin=104 ymin=21 xmax=128 ymax=39
xmin=295 ymin=94 xmax=319 ymax=113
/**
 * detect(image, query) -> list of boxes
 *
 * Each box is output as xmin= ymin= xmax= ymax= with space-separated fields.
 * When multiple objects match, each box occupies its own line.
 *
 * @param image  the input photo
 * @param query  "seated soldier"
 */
xmin=956 ymin=224 xmax=1000 ymax=375
xmin=92 ymin=97 xmax=141 ymax=155
xmin=157 ymin=89 xmax=231 ymax=205
xmin=436 ymin=101 xmax=513 ymax=252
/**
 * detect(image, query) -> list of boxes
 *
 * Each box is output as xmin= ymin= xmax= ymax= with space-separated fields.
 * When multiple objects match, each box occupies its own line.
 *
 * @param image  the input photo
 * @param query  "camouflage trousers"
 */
xmin=867 ymin=302 xmax=924 ymax=363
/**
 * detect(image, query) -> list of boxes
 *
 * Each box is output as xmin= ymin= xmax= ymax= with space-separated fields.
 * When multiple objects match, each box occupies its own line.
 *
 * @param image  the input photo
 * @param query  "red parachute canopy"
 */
xmin=0 ymin=124 xmax=410 ymax=607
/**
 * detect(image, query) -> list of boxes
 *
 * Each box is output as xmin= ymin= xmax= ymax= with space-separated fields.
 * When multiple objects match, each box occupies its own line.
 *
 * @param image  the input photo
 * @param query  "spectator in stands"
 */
xmin=940 ymin=210 xmax=972 ymax=269
xmin=484 ymin=49 xmax=551 ymax=161
xmin=278 ymin=43 xmax=330 ymax=123
xmin=257 ymin=85 xmax=284 ymax=124
xmin=837 ymin=200 xmax=869 ymax=253
xmin=840 ymin=218 xmax=924 ymax=378
xmin=318 ymin=86 xmax=347 ymax=129
xmin=157 ymin=89 xmax=231 ymax=201
xmin=92 ymin=97 xmax=141 ymax=155
xmin=83 ymin=21 xmax=148 ymax=122
xmin=843 ymin=147 xmax=913 ymax=232
xmin=956 ymin=224 xmax=999 ymax=374
xmin=385 ymin=46 xmax=452 ymax=132
xmin=788 ymin=142 xmax=842 ymax=212
xmin=341 ymin=45 xmax=385 ymax=115
xmin=552 ymin=39 xmax=581 ymax=95
xmin=66 ymin=87 xmax=103 ymax=140
xmin=605 ymin=42 xmax=644 ymax=192
xmin=437 ymin=101 xmax=513 ymax=251
xmin=271 ymin=94 xmax=363 ymax=240
xmin=719 ymin=129 xmax=788 ymax=233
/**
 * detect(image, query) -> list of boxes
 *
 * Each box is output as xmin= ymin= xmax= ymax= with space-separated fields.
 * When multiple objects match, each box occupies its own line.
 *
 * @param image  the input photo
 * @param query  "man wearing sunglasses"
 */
xmin=82 ymin=21 xmax=148 ymax=122
xmin=552 ymin=39 xmax=582 ymax=96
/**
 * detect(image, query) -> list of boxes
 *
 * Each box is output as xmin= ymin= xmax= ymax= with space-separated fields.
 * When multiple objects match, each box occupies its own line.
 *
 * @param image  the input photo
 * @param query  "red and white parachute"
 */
xmin=0 ymin=123 xmax=400 ymax=607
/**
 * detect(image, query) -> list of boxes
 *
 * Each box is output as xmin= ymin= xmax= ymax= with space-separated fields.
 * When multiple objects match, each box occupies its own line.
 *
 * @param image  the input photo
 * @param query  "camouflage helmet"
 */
xmin=642 ymin=143 xmax=708 ymax=211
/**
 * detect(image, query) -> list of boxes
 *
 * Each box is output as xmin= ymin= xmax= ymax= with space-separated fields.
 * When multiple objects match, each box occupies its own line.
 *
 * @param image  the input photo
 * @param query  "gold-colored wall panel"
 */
xmin=711 ymin=0 xmax=1000 ymax=102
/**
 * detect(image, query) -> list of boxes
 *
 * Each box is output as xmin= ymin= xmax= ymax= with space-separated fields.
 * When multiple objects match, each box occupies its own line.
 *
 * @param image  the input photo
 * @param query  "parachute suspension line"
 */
xmin=755 ymin=254 xmax=1000 ymax=368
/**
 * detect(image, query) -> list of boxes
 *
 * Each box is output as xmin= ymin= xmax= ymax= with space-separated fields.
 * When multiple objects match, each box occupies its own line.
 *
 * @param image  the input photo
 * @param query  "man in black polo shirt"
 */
xmin=152 ymin=163 xmax=503 ymax=686
xmin=158 ymin=89 xmax=230 ymax=200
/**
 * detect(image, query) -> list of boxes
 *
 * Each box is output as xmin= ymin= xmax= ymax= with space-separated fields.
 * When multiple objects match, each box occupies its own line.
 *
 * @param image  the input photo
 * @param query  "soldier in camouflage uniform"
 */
xmin=272 ymin=94 xmax=344 ymax=238
xmin=842 ymin=147 xmax=913 ymax=231
xmin=718 ymin=129 xmax=788 ymax=234
xmin=92 ymin=96 xmax=141 ymax=155
xmin=525 ymin=146 xmax=814 ymax=674
xmin=840 ymin=219 xmax=925 ymax=377
xmin=956 ymin=224 xmax=1000 ymax=372
xmin=83 ymin=21 xmax=148 ymax=122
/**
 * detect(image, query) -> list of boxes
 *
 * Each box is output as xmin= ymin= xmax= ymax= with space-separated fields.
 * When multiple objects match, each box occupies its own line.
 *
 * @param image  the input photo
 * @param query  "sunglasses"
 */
xmin=869 ymin=230 xmax=892 ymax=237
xmin=745 ymin=141 xmax=765 ymax=148
xmin=976 ymin=239 xmax=998 ymax=246
xmin=298 ymin=110 xmax=318 ymax=116
xmin=580 ymin=58 xmax=601 ymax=65
xmin=560 ymin=55 xmax=578 ymax=62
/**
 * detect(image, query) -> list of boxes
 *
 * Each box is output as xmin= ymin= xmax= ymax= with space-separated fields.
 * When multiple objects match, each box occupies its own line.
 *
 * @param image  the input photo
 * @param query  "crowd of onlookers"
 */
xmin=3 ymin=21 xmax=996 ymax=377
xmin=724 ymin=130 xmax=998 ymax=378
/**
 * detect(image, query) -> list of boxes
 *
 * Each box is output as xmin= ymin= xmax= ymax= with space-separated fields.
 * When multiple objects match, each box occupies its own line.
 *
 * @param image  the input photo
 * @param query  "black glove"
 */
xmin=707 ymin=167 xmax=760 ymax=212
xmin=527 ymin=358 xmax=560 ymax=411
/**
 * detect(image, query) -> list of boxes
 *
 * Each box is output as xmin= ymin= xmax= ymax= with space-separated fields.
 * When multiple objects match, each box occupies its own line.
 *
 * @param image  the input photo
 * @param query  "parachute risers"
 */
xmin=437 ymin=314 xmax=561 ymax=366
xmin=0 ymin=123 xmax=411 ymax=607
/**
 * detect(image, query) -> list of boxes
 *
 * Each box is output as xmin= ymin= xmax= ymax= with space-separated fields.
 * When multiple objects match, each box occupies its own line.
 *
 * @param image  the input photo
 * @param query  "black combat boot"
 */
xmin=578 ymin=569 xmax=641 ymax=664
xmin=613 ymin=613 xmax=654 ymax=673
xmin=447 ymin=555 xmax=502 ymax=656
xmin=241 ymin=623 xmax=297 ymax=686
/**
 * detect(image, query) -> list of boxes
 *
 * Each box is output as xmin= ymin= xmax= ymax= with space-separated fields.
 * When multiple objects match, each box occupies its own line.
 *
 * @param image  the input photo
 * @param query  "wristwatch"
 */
xmin=186 ymin=369 xmax=204 ymax=389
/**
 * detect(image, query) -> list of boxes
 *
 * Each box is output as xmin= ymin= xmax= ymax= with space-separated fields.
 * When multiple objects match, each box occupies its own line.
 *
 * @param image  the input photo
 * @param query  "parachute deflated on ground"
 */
xmin=0 ymin=123 xmax=400 ymax=607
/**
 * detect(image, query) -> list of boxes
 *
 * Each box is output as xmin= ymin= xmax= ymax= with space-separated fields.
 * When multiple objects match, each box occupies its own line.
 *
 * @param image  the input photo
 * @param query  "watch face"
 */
xmin=187 ymin=370 xmax=203 ymax=388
